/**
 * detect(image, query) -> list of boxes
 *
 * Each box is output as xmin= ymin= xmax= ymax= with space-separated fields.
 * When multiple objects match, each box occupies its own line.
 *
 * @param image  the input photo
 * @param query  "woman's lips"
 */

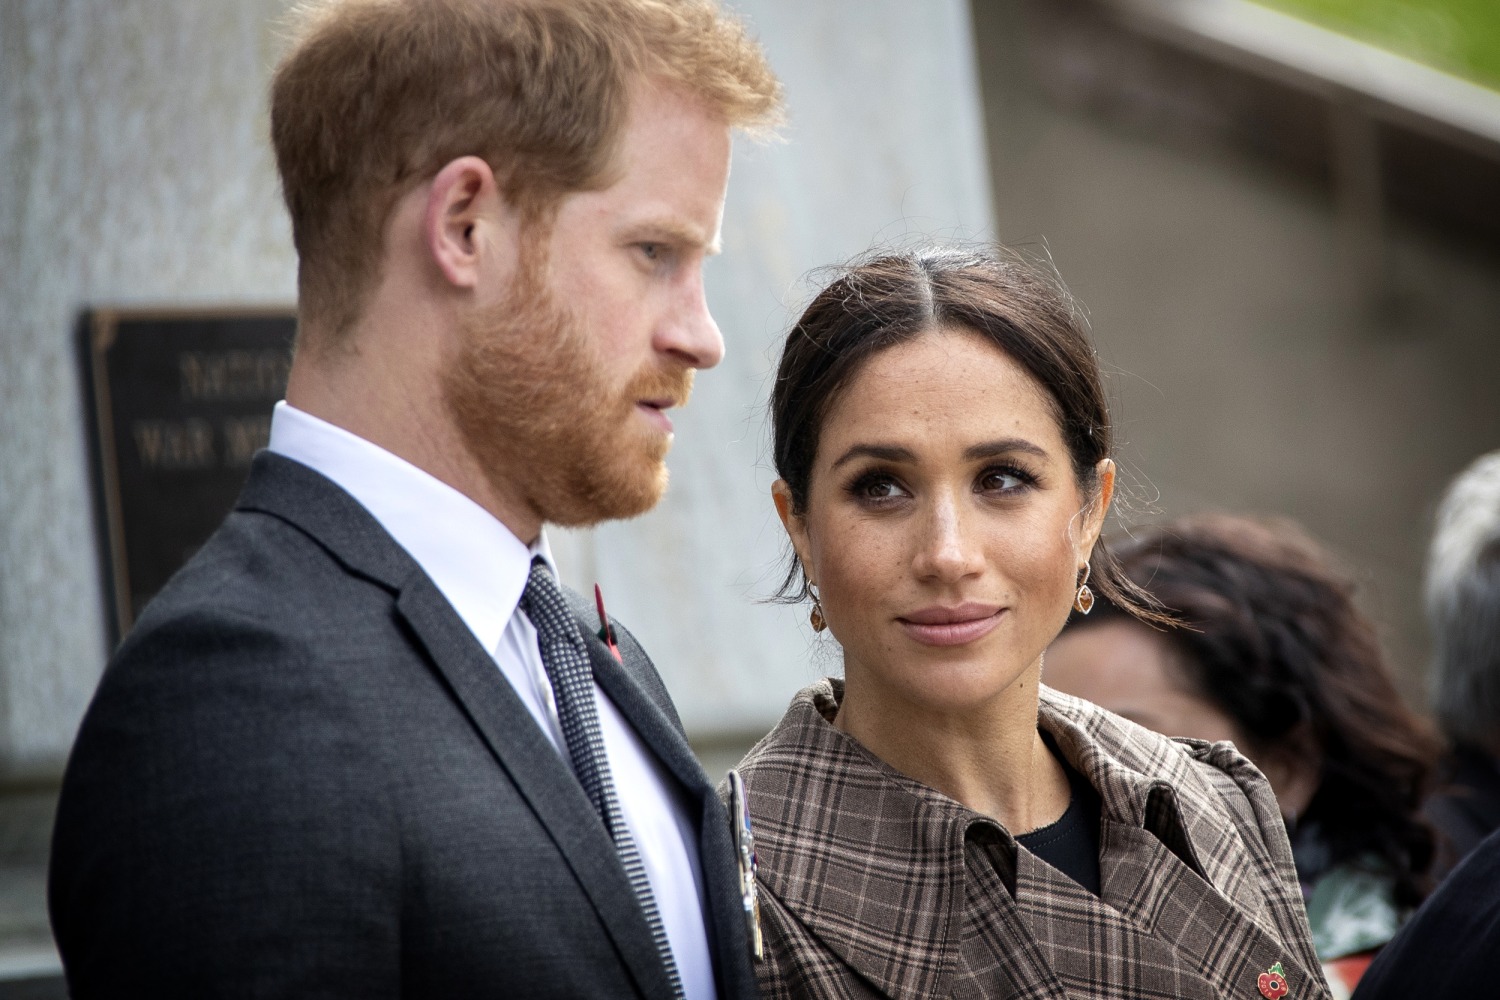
xmin=897 ymin=604 xmax=1005 ymax=647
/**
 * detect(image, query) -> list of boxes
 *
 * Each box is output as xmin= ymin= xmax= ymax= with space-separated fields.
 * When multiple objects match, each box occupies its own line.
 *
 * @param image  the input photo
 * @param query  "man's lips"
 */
xmin=635 ymin=399 xmax=676 ymax=434
xmin=897 ymin=603 xmax=1005 ymax=646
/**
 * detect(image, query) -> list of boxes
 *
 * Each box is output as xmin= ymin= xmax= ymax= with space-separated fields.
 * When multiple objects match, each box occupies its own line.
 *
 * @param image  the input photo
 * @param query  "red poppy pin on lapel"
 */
xmin=594 ymin=584 xmax=623 ymax=663
xmin=1257 ymin=961 xmax=1289 ymax=999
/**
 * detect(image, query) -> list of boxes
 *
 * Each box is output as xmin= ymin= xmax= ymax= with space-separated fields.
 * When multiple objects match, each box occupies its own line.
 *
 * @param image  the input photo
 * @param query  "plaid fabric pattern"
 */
xmin=733 ymin=680 xmax=1331 ymax=1000
xmin=520 ymin=560 xmax=685 ymax=1000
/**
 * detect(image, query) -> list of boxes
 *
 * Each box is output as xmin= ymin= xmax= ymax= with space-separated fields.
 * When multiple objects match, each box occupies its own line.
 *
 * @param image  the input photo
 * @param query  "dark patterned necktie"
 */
xmin=519 ymin=559 xmax=686 ymax=1000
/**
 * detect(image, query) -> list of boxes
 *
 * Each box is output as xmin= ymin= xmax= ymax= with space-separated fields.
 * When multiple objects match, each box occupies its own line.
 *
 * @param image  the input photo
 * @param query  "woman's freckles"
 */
xmin=794 ymin=325 xmax=1097 ymax=718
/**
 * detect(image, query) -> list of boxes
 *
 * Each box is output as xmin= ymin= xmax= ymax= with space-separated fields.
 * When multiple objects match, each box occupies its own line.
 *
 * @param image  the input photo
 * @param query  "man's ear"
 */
xmin=772 ymin=480 xmax=814 ymax=584
xmin=423 ymin=156 xmax=512 ymax=290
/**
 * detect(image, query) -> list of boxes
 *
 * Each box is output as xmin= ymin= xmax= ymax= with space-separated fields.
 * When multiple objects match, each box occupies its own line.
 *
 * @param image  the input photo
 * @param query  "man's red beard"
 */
xmin=441 ymin=272 xmax=693 ymax=528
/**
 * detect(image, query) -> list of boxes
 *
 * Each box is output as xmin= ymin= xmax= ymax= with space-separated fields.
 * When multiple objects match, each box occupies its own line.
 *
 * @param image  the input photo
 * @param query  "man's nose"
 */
xmin=656 ymin=275 xmax=726 ymax=369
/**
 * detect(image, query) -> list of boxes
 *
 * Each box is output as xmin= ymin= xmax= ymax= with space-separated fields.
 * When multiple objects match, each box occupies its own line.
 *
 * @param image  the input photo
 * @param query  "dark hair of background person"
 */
xmin=1066 ymin=514 xmax=1438 ymax=908
xmin=767 ymin=244 xmax=1168 ymax=626
xmin=1425 ymin=450 xmax=1500 ymax=757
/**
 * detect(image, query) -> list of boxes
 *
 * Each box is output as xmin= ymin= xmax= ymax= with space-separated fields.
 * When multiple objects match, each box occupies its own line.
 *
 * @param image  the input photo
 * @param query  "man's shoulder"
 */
xmin=134 ymin=506 xmax=371 ymax=637
xmin=134 ymin=451 xmax=415 ymax=637
xmin=101 ymin=491 xmax=414 ymax=723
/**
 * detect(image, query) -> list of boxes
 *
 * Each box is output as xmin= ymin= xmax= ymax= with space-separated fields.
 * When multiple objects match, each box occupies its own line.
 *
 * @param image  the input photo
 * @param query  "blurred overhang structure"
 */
xmin=1112 ymin=0 xmax=1500 ymax=153
xmin=1002 ymin=0 xmax=1500 ymax=304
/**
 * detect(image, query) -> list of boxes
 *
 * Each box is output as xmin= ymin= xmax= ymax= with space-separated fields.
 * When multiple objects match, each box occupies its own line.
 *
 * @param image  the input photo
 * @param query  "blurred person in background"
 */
xmin=1421 ymin=449 xmax=1500 ymax=875
xmin=1046 ymin=514 xmax=1437 ymax=998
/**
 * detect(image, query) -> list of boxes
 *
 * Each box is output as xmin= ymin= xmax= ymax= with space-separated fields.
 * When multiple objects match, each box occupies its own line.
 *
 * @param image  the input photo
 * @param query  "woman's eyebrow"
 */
xmin=963 ymin=438 xmax=1048 ymax=462
xmin=830 ymin=443 xmax=914 ymax=470
xmin=831 ymin=439 xmax=1050 ymax=470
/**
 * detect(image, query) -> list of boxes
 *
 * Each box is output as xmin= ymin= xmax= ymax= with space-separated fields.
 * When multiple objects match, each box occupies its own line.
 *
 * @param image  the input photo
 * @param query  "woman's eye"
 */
xmin=979 ymin=467 xmax=1029 ymax=493
xmin=849 ymin=473 xmax=908 ymax=502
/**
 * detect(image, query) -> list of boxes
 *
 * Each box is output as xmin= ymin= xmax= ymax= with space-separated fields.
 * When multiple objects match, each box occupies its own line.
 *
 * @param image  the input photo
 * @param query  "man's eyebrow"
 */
xmin=963 ymin=438 xmax=1049 ymax=461
xmin=621 ymin=217 xmax=722 ymax=255
xmin=830 ymin=443 xmax=915 ymax=470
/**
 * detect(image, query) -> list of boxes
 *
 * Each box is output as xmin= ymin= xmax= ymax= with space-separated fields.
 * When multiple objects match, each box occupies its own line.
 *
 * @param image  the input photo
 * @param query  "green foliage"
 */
xmin=1256 ymin=0 xmax=1500 ymax=90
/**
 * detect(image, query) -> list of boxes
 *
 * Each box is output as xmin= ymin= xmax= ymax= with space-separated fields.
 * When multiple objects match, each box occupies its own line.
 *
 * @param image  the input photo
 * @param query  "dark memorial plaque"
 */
xmin=81 ymin=309 xmax=296 ymax=643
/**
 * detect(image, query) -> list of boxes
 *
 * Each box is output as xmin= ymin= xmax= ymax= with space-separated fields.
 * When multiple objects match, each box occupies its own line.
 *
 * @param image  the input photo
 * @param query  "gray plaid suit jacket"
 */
xmin=733 ymin=679 xmax=1332 ymax=1000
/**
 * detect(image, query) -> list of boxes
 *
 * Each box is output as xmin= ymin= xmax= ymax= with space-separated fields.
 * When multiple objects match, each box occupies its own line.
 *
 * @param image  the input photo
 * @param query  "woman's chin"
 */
xmin=862 ymin=658 xmax=1041 ymax=720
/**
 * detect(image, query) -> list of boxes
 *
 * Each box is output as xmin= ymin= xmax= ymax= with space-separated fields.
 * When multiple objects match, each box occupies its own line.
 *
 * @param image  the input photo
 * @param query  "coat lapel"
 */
xmin=740 ymin=681 xmax=972 ymax=999
xmin=1095 ymin=820 xmax=1322 ymax=999
xmin=236 ymin=454 xmax=674 ymax=999
xmin=1038 ymin=687 xmax=1327 ymax=998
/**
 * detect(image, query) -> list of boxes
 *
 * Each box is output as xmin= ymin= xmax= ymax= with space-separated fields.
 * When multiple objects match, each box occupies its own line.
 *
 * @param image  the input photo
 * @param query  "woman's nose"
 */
xmin=912 ymin=493 xmax=984 ymax=582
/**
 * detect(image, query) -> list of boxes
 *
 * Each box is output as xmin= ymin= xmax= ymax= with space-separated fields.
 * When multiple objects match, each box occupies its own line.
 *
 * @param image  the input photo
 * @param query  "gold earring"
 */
xmin=1073 ymin=563 xmax=1095 ymax=615
xmin=808 ymin=584 xmax=827 ymax=632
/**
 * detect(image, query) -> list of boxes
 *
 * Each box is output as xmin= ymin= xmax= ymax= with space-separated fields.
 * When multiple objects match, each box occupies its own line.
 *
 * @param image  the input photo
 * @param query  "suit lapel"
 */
xmin=237 ymin=454 xmax=674 ymax=999
xmin=585 ymin=638 xmax=705 ymax=795
xmin=575 ymin=611 xmax=758 ymax=1000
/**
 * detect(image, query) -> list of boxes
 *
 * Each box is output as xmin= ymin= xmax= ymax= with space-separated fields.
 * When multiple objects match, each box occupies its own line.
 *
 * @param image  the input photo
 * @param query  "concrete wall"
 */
xmin=0 ymin=0 xmax=995 ymax=784
xmin=0 ymin=2 xmax=295 ymax=785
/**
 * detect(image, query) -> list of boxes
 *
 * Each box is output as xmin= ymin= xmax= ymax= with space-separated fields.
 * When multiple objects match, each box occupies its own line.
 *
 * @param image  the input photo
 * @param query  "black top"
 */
xmin=1352 ymin=824 xmax=1500 ymax=1000
xmin=1017 ymin=747 xmax=1103 ymax=895
xmin=1424 ymin=745 xmax=1500 ymax=879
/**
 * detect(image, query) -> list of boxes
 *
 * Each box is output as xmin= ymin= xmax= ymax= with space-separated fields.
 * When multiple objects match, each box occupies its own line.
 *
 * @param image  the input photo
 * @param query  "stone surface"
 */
xmin=0 ymin=1 xmax=297 ymax=782
xmin=0 ymin=0 xmax=993 ymax=768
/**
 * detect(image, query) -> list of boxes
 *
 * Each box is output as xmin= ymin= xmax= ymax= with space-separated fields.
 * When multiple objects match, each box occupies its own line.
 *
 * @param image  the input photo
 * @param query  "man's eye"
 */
xmin=639 ymin=243 xmax=662 ymax=261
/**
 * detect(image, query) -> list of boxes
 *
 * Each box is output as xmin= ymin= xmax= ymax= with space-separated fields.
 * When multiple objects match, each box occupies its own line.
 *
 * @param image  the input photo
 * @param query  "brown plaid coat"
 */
xmin=731 ymin=680 xmax=1331 ymax=1000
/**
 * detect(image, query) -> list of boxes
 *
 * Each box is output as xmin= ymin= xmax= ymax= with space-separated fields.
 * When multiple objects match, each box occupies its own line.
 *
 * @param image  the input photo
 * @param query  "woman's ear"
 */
xmin=772 ymin=480 xmax=814 ymax=583
xmin=1079 ymin=458 xmax=1116 ymax=557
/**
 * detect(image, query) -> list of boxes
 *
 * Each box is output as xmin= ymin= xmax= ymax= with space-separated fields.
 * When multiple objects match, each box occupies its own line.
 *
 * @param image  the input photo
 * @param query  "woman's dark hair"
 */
xmin=769 ymin=244 xmax=1164 ymax=624
xmin=1064 ymin=513 xmax=1438 ymax=907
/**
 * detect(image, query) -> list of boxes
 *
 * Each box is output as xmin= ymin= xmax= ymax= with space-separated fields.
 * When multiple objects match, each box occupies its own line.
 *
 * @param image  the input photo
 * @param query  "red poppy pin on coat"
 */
xmin=594 ymin=584 xmax=623 ymax=663
xmin=1257 ymin=961 xmax=1289 ymax=999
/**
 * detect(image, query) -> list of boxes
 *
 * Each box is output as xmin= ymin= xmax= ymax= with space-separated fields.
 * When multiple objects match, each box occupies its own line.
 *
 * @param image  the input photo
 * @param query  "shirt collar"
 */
xmin=266 ymin=401 xmax=551 ymax=653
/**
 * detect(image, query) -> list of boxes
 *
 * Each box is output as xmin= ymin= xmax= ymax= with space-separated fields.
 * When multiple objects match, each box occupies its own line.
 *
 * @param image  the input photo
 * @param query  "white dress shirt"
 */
xmin=267 ymin=402 xmax=715 ymax=999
